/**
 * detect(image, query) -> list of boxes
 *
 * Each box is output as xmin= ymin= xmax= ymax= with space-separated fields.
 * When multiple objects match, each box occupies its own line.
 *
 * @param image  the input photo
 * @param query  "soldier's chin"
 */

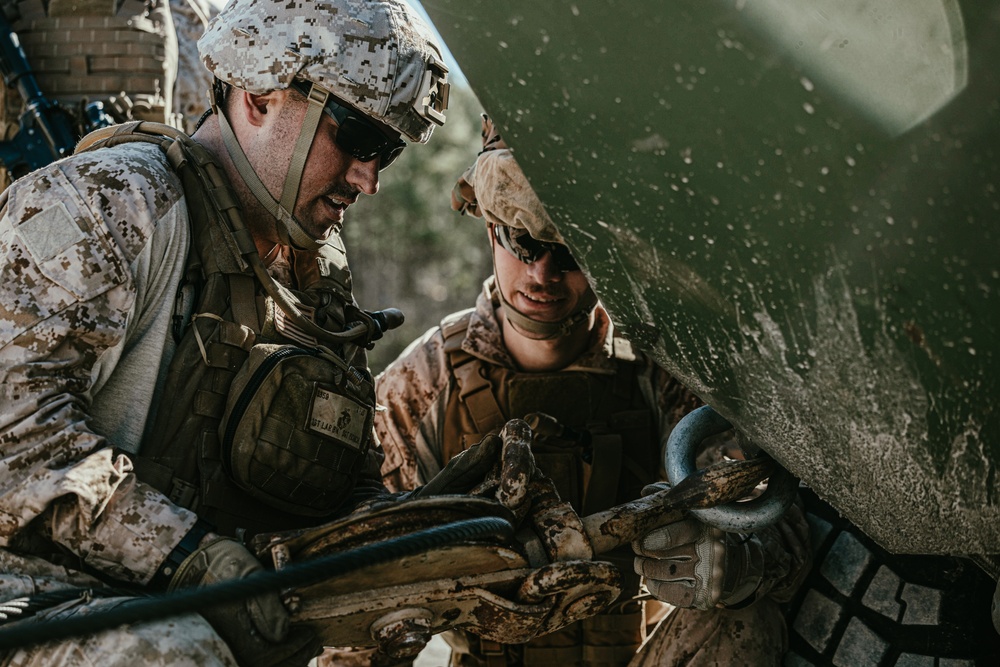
xmin=303 ymin=215 xmax=342 ymax=244
xmin=304 ymin=199 xmax=344 ymax=238
xmin=506 ymin=319 xmax=549 ymax=340
xmin=508 ymin=313 xmax=574 ymax=340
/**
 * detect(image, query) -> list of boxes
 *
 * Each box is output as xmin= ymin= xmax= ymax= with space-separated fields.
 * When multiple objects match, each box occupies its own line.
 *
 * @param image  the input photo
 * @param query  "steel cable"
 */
xmin=0 ymin=516 xmax=513 ymax=651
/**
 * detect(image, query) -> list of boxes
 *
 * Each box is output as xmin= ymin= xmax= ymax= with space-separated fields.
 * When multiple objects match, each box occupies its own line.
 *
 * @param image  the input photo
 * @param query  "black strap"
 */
xmin=0 ymin=588 xmax=123 ymax=628
xmin=148 ymin=518 xmax=214 ymax=590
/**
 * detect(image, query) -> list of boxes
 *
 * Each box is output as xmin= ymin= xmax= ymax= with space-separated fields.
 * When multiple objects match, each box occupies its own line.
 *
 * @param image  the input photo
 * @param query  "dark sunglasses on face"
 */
xmin=291 ymin=81 xmax=406 ymax=170
xmin=493 ymin=224 xmax=580 ymax=272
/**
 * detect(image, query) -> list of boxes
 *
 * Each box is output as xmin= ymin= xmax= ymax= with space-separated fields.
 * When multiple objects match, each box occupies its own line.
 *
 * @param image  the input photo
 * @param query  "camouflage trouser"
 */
xmin=628 ymin=599 xmax=787 ymax=667
xmin=0 ymin=551 xmax=238 ymax=667
xmin=0 ymin=595 xmax=239 ymax=667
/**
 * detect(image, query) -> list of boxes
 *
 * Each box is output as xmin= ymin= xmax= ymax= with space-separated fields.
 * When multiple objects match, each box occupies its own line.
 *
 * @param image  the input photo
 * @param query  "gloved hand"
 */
xmin=632 ymin=483 xmax=765 ymax=611
xmin=169 ymin=536 xmax=321 ymax=667
xmin=410 ymin=433 xmax=502 ymax=498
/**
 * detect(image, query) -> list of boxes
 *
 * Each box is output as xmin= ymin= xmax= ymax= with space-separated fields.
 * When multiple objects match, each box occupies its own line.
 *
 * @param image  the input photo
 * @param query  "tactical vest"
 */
xmin=1 ymin=0 xmax=180 ymax=131
xmin=784 ymin=487 xmax=1000 ymax=666
xmin=74 ymin=122 xmax=378 ymax=541
xmin=440 ymin=309 xmax=657 ymax=667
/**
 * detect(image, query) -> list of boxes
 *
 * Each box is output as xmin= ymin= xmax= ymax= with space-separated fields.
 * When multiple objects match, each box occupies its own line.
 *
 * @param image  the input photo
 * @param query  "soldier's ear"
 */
xmin=235 ymin=90 xmax=283 ymax=128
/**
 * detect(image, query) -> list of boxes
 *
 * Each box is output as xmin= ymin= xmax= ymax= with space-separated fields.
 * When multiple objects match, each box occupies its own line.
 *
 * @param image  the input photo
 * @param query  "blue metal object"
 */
xmin=665 ymin=405 xmax=797 ymax=533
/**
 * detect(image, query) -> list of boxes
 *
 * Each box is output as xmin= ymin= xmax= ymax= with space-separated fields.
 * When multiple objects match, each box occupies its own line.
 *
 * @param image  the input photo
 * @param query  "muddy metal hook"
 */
xmin=665 ymin=405 xmax=798 ymax=532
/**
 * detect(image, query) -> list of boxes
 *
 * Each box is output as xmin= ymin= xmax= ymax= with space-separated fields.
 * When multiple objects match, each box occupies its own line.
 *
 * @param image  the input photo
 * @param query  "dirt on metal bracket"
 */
xmin=255 ymin=419 xmax=775 ymax=657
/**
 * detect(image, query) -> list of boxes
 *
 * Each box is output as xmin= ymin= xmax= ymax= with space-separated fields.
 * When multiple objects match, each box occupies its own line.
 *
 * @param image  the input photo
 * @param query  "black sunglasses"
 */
xmin=292 ymin=81 xmax=406 ymax=170
xmin=493 ymin=224 xmax=579 ymax=272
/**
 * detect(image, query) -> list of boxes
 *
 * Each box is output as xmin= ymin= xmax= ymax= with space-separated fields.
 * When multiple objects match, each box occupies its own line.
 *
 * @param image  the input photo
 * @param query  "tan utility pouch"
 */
xmin=219 ymin=343 xmax=374 ymax=516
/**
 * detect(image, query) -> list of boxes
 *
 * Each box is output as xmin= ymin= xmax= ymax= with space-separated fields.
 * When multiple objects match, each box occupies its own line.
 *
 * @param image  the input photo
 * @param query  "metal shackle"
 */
xmin=665 ymin=405 xmax=797 ymax=532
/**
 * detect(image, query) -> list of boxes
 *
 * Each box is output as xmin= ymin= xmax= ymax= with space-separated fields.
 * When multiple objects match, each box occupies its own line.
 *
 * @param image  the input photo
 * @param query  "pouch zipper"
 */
xmin=221 ymin=346 xmax=319 ymax=474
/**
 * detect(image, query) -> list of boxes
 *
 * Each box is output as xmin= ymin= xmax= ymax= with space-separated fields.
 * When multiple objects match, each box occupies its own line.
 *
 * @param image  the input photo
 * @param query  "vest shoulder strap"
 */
xmin=440 ymin=307 xmax=475 ymax=353
xmin=75 ymin=120 xmax=182 ymax=153
xmin=440 ymin=309 xmax=507 ymax=435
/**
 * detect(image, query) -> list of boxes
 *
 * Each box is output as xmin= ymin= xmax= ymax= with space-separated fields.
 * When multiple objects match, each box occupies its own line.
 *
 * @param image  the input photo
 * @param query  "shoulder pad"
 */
xmin=440 ymin=308 xmax=475 ymax=354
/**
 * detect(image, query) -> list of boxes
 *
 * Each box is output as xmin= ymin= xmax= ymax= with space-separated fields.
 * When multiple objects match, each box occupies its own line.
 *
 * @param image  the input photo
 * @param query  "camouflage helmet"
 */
xmin=452 ymin=116 xmax=564 ymax=244
xmin=198 ymin=0 xmax=450 ymax=143
xmin=467 ymin=149 xmax=566 ymax=245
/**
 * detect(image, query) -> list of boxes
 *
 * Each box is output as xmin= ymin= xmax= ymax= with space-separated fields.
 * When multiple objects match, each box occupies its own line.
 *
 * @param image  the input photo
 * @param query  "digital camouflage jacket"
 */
xmin=0 ymin=143 xmax=198 ymax=586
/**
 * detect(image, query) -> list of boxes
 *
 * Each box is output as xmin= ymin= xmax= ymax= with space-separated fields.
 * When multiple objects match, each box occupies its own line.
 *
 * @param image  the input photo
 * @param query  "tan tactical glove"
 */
xmin=411 ymin=423 xmax=539 ymax=523
xmin=632 ymin=483 xmax=767 ymax=611
xmin=410 ymin=433 xmax=503 ymax=498
xmin=353 ymin=435 xmax=503 ymax=510
xmin=169 ymin=537 xmax=321 ymax=667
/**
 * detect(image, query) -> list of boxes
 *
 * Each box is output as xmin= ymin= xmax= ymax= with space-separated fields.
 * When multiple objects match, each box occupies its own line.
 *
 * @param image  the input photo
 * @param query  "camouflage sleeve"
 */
xmin=374 ymin=325 xmax=453 ymax=492
xmin=0 ymin=152 xmax=196 ymax=585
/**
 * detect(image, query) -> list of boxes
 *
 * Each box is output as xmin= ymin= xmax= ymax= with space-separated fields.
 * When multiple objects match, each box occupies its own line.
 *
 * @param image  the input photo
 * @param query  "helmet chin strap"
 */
xmin=491 ymin=246 xmax=598 ymax=340
xmin=212 ymin=83 xmax=330 ymax=251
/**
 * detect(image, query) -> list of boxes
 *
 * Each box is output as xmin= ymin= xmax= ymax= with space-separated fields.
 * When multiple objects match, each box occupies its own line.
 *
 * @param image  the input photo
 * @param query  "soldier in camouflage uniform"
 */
xmin=0 ymin=0 xmax=216 ymax=189
xmin=0 ymin=0 xmax=451 ymax=665
xmin=374 ymin=118 xmax=811 ymax=667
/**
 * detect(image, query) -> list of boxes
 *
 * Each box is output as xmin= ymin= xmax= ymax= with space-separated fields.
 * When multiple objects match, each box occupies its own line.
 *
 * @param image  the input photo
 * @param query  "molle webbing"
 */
xmin=442 ymin=310 xmax=505 ymax=436
xmin=440 ymin=310 xmax=657 ymax=512
xmin=2 ymin=0 xmax=175 ymax=125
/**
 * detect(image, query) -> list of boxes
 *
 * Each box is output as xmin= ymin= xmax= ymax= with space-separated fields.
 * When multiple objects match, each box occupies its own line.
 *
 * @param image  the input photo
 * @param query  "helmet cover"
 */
xmin=467 ymin=148 xmax=566 ymax=245
xmin=198 ymin=0 xmax=449 ymax=142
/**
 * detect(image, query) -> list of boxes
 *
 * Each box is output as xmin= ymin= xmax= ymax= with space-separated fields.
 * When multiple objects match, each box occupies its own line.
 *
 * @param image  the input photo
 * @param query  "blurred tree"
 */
xmin=345 ymin=83 xmax=492 ymax=373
